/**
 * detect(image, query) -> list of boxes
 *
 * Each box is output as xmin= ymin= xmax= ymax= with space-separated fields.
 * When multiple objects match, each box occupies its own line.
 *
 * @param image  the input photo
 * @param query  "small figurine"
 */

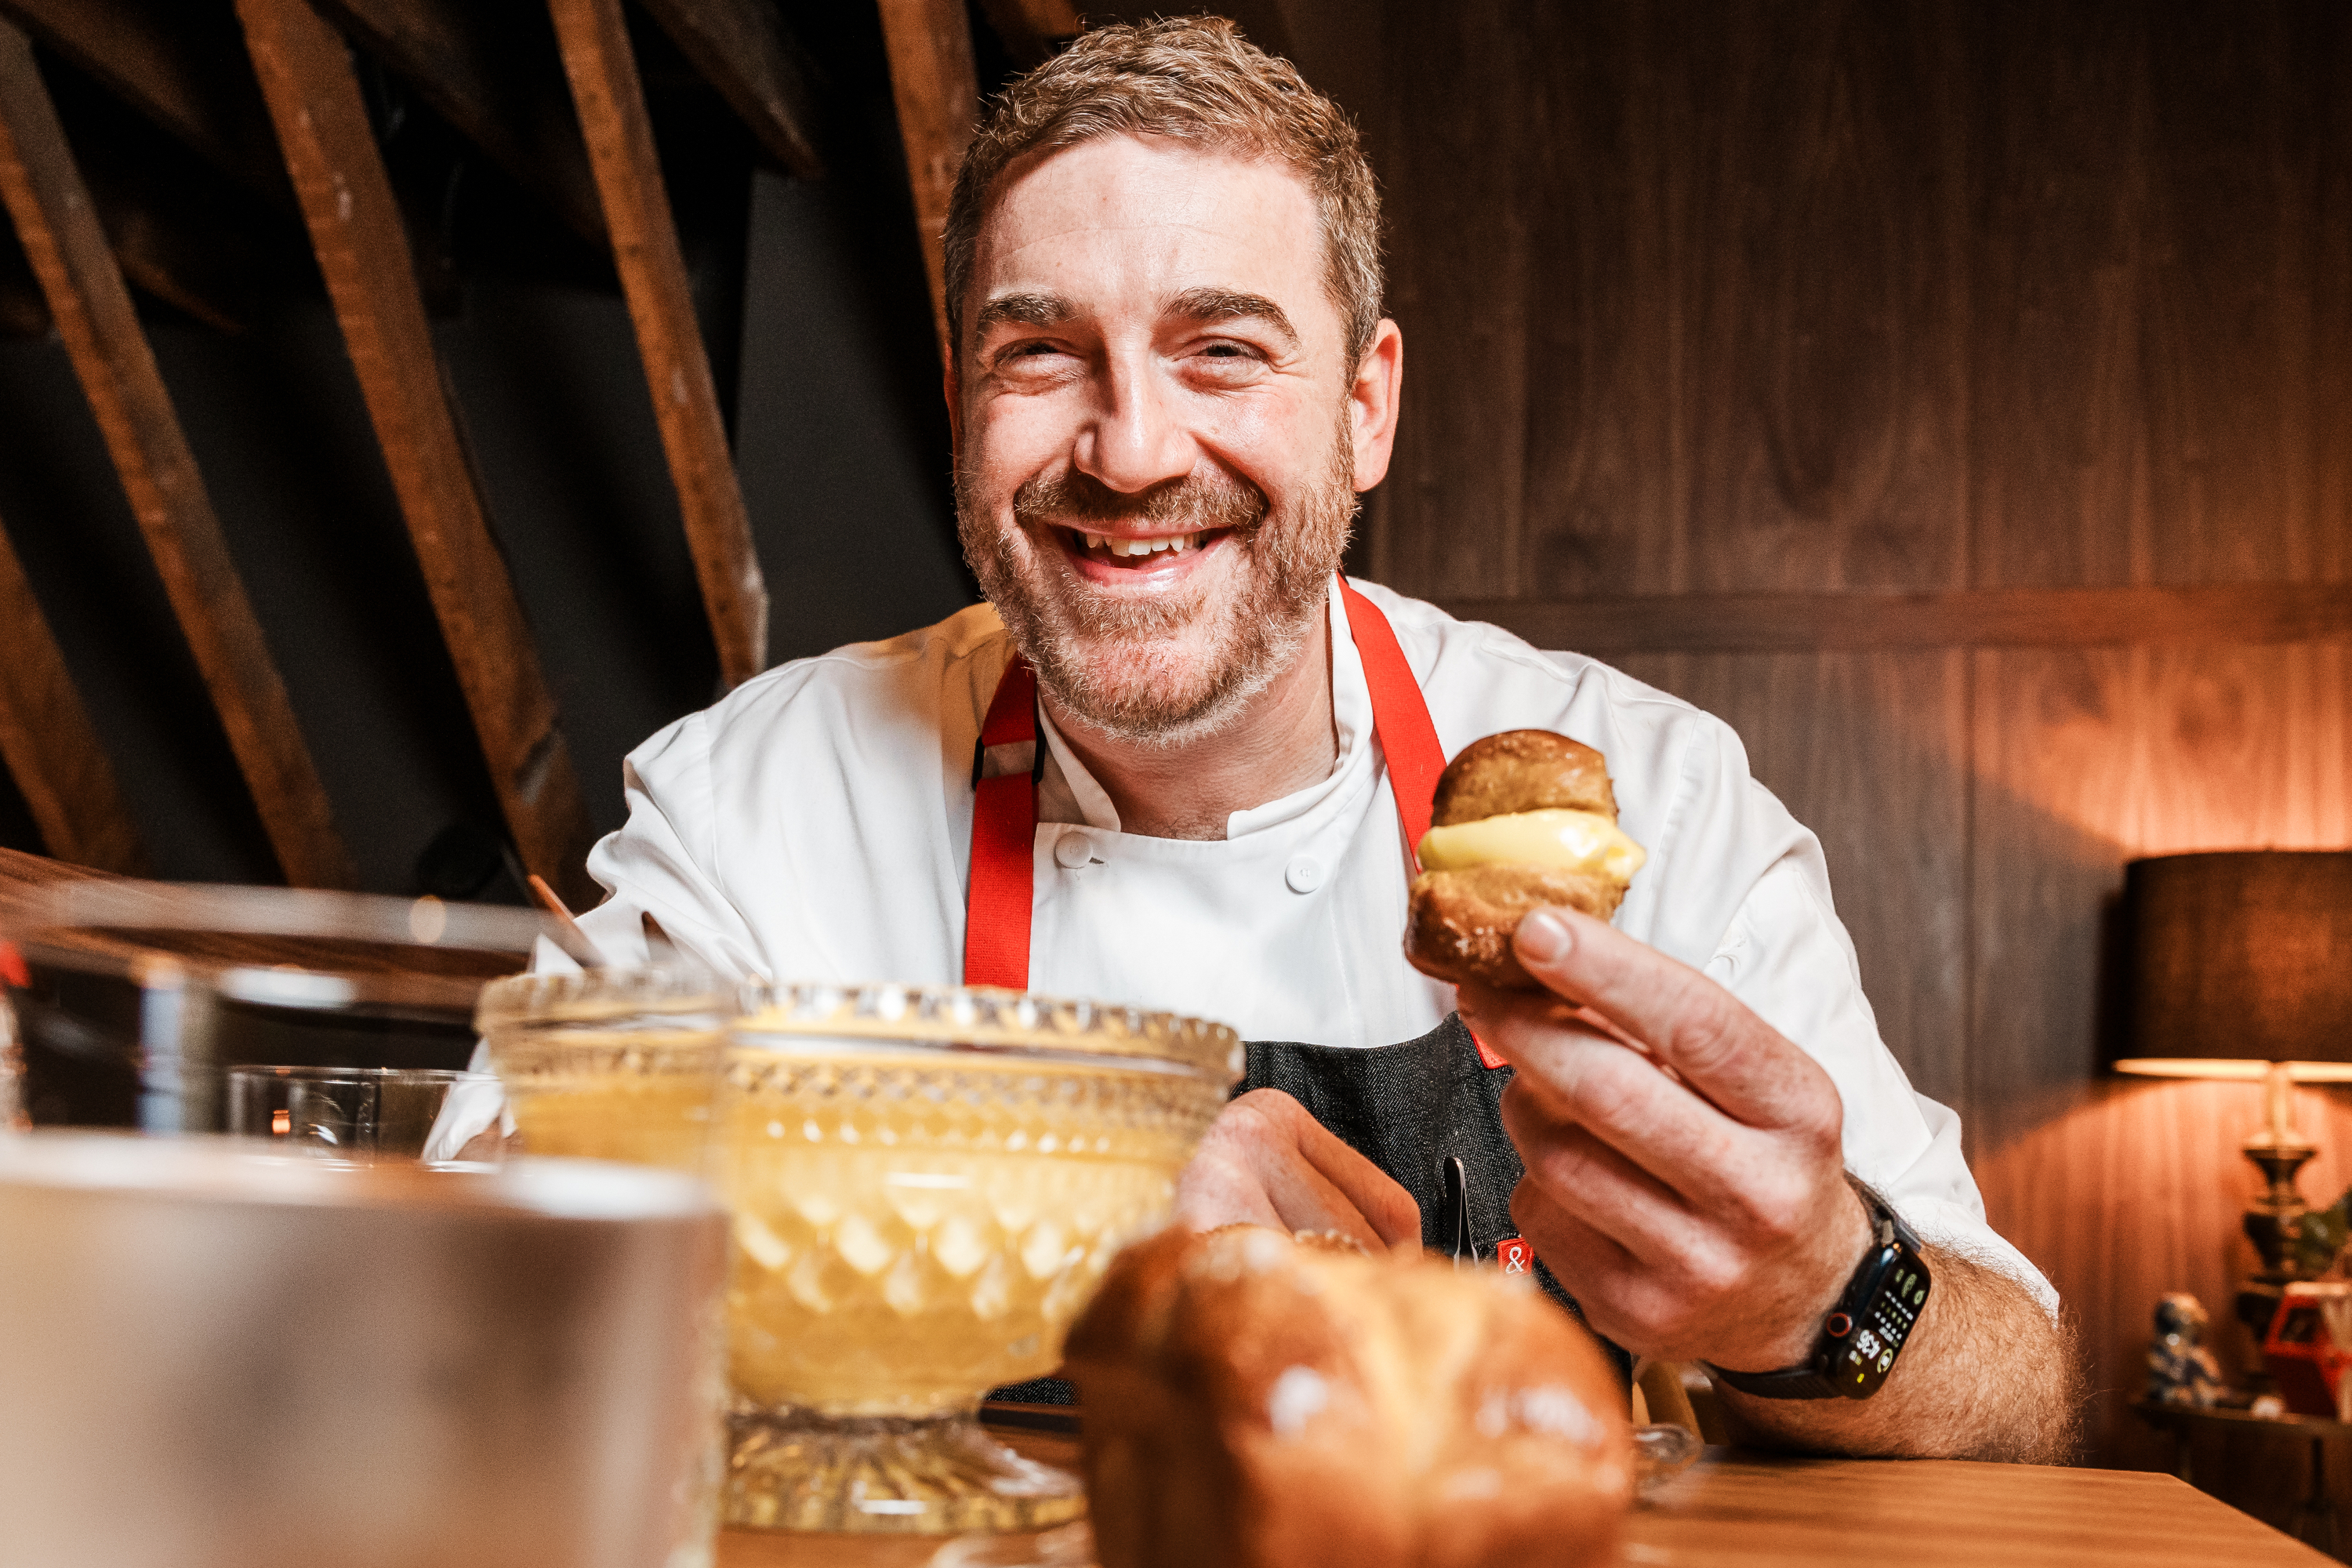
xmin=2147 ymin=1292 xmax=2226 ymax=1408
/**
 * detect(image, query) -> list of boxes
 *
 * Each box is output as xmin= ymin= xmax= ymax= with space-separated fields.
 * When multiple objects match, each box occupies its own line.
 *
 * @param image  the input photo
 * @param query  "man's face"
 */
xmin=953 ymin=134 xmax=1396 ymax=745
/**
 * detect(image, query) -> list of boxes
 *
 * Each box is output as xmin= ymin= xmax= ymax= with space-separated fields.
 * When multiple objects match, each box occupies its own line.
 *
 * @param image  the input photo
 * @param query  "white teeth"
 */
xmin=1087 ymin=532 xmax=1202 ymax=557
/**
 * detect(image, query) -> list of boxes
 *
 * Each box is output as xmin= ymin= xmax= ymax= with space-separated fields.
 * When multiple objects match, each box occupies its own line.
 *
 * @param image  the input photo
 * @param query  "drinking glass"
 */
xmin=227 ymin=1065 xmax=488 ymax=1161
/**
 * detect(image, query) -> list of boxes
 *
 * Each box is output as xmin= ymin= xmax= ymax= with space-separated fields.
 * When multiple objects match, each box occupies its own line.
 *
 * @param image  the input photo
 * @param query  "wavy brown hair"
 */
xmin=942 ymin=16 xmax=1384 ymax=369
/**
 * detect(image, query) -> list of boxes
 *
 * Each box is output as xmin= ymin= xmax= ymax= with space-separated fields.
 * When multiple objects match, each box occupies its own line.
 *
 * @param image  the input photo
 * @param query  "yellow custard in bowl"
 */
xmin=720 ymin=982 xmax=1240 ymax=1534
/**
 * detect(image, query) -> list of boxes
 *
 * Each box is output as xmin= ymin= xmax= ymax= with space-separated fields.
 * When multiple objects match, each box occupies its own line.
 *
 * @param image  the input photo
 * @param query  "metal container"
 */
xmin=0 ymin=1133 xmax=728 ymax=1568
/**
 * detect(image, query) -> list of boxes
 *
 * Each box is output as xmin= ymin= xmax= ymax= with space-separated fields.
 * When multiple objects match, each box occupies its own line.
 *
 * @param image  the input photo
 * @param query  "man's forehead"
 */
xmin=971 ymin=134 xmax=1326 ymax=325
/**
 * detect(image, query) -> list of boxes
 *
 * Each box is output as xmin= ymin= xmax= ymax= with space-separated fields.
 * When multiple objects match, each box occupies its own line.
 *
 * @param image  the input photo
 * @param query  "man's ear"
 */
xmin=1348 ymin=319 xmax=1404 ymax=492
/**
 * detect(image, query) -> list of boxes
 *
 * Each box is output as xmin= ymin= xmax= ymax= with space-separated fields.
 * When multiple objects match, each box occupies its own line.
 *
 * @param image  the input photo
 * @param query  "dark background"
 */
xmin=0 ymin=0 xmax=978 ymax=890
xmin=1 ymin=0 xmax=2348 ymax=1501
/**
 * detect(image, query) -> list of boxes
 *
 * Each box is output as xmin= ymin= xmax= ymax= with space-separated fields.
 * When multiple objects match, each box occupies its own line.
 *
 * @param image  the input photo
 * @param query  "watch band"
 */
xmin=1704 ymin=1189 xmax=1929 ymax=1402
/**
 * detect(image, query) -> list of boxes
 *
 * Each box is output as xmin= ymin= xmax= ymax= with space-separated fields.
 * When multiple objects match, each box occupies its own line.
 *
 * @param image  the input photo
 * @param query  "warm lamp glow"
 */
xmin=2114 ymin=1060 xmax=2352 ymax=1083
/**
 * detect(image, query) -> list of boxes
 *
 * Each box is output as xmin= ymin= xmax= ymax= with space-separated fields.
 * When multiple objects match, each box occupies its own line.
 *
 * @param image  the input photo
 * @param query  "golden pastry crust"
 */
xmin=1065 ymin=1226 xmax=1633 ymax=1568
xmin=1432 ymin=731 xmax=1617 ymax=827
xmin=1406 ymin=862 xmax=1628 ymax=991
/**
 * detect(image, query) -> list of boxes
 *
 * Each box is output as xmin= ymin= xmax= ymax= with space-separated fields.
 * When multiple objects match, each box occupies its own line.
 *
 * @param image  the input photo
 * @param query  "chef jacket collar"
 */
xmin=1033 ymin=577 xmax=1377 ymax=840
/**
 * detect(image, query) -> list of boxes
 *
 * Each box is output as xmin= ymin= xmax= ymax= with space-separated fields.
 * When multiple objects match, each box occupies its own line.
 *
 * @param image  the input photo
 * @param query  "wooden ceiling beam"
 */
xmin=0 ymin=20 xmax=353 ymax=889
xmin=973 ymin=0 xmax=1080 ymax=67
xmin=237 ymin=0 xmax=598 ymax=909
xmin=310 ymin=0 xmax=606 ymax=245
xmin=874 ymin=0 xmax=979 ymax=359
xmin=633 ymin=0 xmax=822 ymax=180
xmin=0 ymin=0 xmax=290 ymax=207
xmin=0 ymin=516 xmax=145 ymax=875
xmin=548 ymin=0 xmax=768 ymax=691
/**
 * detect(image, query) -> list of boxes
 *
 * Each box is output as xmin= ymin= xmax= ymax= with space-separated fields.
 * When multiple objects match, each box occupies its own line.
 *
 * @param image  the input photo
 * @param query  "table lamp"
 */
xmin=2116 ymin=850 xmax=2352 ymax=1364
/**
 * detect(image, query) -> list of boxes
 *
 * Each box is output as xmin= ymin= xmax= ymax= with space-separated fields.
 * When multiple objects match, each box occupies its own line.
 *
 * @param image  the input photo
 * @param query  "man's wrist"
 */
xmin=1715 ymin=1176 xmax=1876 ymax=1374
xmin=1708 ymin=1184 xmax=1933 ymax=1403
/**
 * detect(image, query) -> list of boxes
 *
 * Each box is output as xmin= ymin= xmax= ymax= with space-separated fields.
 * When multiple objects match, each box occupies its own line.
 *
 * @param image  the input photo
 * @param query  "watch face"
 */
xmin=1824 ymin=1244 xmax=1931 ymax=1396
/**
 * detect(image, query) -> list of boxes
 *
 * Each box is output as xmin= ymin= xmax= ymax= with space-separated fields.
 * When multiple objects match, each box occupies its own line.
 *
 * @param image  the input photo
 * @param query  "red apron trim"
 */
xmin=1469 ymin=1028 xmax=1507 ymax=1070
xmin=0 ymin=939 xmax=26 ymax=990
xmin=962 ymin=655 xmax=1039 ymax=991
xmin=1335 ymin=576 xmax=1443 ymax=872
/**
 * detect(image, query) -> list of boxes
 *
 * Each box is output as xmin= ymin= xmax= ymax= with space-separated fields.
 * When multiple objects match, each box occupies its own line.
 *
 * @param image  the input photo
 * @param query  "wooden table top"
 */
xmin=717 ymin=1430 xmax=2333 ymax=1567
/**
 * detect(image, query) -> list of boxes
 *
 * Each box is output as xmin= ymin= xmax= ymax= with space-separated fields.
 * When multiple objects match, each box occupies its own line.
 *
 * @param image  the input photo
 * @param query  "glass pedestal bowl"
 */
xmin=720 ymin=982 xmax=1240 ymax=1536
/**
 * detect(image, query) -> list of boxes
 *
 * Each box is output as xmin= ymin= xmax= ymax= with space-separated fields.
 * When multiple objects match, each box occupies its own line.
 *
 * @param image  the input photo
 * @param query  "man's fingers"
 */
xmin=1501 ymin=1080 xmax=1707 ymax=1264
xmin=1479 ymin=1009 xmax=1769 ymax=1212
xmin=1177 ymin=1091 xmax=1421 ymax=1251
xmin=1507 ymin=1181 xmax=1662 ymax=1351
xmin=1286 ymin=1097 xmax=1423 ymax=1247
xmin=1509 ymin=906 xmax=1837 ymax=1135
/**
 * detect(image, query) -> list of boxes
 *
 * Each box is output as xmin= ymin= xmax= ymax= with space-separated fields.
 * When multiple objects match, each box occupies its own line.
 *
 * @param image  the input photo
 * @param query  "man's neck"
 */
xmin=1043 ymin=615 xmax=1338 ymax=840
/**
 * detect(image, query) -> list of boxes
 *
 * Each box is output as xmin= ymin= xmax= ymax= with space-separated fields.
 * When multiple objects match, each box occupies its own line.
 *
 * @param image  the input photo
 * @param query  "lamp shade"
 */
xmin=2118 ymin=850 xmax=2352 ymax=1075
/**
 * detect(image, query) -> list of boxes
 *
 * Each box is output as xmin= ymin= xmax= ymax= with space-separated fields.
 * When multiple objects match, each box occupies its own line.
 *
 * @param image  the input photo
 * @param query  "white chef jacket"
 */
xmin=538 ymin=577 xmax=2054 ymax=1312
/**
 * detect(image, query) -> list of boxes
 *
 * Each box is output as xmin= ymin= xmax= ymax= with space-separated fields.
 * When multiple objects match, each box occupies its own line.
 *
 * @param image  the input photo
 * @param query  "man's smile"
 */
xmin=1052 ymin=524 xmax=1236 ymax=583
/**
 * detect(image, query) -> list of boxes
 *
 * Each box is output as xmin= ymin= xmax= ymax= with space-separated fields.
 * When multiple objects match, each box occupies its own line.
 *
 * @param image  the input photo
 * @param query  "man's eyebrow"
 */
xmin=973 ymin=292 xmax=1072 ymax=336
xmin=1164 ymin=287 xmax=1299 ymax=352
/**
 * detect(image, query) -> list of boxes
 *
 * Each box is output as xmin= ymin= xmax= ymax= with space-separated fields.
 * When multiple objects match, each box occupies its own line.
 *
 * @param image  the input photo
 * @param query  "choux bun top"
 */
xmin=1432 ymin=730 xmax=1618 ymax=827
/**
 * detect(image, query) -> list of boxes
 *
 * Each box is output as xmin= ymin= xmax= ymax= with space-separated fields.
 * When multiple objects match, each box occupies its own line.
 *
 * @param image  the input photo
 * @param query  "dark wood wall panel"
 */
xmin=1371 ymin=0 xmax=2351 ymax=1469
xmin=1969 ymin=0 xmax=2352 ymax=590
xmin=1383 ymin=0 xmax=1972 ymax=602
xmin=1619 ymin=649 xmax=1972 ymax=1118
xmin=1376 ymin=0 xmax=1527 ymax=599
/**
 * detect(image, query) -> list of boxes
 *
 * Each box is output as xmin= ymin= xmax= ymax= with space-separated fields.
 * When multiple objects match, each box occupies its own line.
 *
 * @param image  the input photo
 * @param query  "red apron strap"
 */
xmin=1336 ymin=577 xmax=1445 ymax=873
xmin=962 ymin=653 xmax=1038 ymax=989
xmin=1338 ymin=579 xmax=1502 ymax=1069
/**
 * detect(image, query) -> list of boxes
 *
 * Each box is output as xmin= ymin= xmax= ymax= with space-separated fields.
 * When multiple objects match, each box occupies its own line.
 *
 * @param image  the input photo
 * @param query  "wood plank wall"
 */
xmin=1362 ymin=0 xmax=2350 ymax=1466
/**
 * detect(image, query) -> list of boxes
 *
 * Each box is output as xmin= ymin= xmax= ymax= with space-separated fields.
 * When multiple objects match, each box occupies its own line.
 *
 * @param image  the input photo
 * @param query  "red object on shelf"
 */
xmin=2263 ymin=1283 xmax=2352 ymax=1417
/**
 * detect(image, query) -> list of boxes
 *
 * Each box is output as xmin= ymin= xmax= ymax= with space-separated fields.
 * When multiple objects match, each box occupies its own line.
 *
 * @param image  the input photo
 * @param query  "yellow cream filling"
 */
xmin=1416 ymin=808 xmax=1647 ymax=882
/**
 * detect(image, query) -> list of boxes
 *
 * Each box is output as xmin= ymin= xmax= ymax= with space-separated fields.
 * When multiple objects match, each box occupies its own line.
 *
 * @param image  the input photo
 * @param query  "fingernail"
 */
xmin=1517 ymin=909 xmax=1572 ymax=964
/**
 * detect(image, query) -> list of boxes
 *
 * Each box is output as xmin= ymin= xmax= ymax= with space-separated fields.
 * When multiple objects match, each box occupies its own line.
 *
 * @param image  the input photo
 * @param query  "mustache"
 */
xmin=1011 ymin=469 xmax=1268 ymax=535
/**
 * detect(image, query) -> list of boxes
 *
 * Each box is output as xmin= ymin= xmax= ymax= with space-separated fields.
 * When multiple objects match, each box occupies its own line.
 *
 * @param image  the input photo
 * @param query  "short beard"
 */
xmin=956 ymin=425 xmax=1357 ymax=748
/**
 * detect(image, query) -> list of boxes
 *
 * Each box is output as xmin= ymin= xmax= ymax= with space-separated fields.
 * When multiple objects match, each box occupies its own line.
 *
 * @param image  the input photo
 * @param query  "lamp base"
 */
xmin=2239 ymin=1139 xmax=2321 ymax=1388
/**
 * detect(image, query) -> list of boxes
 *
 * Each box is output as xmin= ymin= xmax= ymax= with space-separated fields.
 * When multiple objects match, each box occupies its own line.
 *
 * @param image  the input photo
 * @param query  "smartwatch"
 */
xmin=1704 ymin=1189 xmax=1932 ymax=1401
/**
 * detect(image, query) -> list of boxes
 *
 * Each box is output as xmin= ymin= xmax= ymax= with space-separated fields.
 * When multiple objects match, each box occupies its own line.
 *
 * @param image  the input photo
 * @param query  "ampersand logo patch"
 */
xmin=1494 ymin=1236 xmax=1531 ymax=1275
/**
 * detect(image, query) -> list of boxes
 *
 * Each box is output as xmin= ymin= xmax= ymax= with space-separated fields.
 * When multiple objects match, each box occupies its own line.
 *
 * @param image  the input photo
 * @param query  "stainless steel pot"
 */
xmin=0 ymin=1133 xmax=728 ymax=1568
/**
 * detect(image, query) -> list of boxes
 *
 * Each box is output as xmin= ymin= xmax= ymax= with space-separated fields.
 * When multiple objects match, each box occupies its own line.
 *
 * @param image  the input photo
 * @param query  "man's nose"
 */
xmin=1073 ymin=354 xmax=1194 ymax=495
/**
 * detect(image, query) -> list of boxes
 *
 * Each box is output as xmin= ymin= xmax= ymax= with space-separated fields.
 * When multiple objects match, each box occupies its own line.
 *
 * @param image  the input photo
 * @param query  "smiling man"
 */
xmin=563 ymin=20 xmax=2075 ymax=1461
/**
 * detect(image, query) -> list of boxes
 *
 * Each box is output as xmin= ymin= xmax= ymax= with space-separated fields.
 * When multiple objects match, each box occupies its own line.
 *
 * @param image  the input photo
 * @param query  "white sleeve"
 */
xmin=570 ymin=712 xmax=772 ymax=984
xmin=1708 ymin=851 xmax=2059 ymax=1319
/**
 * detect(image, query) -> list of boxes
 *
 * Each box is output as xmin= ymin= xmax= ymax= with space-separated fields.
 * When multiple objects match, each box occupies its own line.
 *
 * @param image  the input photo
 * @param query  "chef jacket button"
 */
xmin=1284 ymin=855 xmax=1323 ymax=894
xmin=1054 ymin=829 xmax=1094 ymax=870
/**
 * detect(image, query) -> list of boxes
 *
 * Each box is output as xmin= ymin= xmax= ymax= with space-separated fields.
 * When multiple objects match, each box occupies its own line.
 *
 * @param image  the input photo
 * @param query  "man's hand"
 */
xmin=1464 ymin=906 xmax=2079 ymax=1463
xmin=1457 ymin=906 xmax=1869 ymax=1370
xmin=1174 ymin=1088 xmax=1422 ymax=1252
